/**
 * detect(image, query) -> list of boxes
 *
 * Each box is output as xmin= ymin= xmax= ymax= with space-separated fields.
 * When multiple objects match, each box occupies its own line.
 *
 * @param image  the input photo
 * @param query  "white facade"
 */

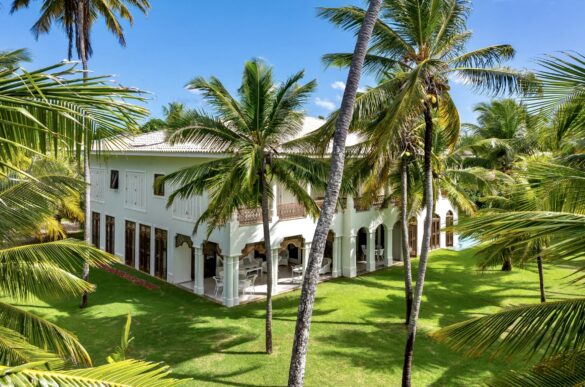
xmin=90 ymin=121 xmax=458 ymax=307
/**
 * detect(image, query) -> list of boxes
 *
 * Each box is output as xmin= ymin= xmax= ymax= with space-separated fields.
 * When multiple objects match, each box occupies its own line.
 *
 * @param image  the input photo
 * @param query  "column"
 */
xmin=332 ymin=236 xmax=341 ymax=278
xmin=193 ymin=246 xmax=204 ymax=295
xmin=232 ymin=256 xmax=240 ymax=306
xmin=222 ymin=256 xmax=234 ymax=306
xmin=367 ymin=231 xmax=376 ymax=272
xmin=303 ymin=242 xmax=312 ymax=278
xmin=342 ymin=197 xmax=355 ymax=277
xmin=271 ymin=247 xmax=279 ymax=294
xmin=384 ymin=226 xmax=392 ymax=267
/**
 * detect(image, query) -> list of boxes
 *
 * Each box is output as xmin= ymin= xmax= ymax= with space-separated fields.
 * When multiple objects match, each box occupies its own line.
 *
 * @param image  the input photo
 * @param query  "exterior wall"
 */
xmin=90 ymin=152 xmax=459 ymax=305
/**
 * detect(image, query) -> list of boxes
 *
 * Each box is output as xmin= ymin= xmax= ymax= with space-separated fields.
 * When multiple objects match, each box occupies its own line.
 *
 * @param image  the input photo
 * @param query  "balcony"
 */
xmin=237 ymin=207 xmax=272 ymax=225
xmin=354 ymin=195 xmax=388 ymax=212
xmin=314 ymin=197 xmax=347 ymax=211
xmin=277 ymin=203 xmax=306 ymax=220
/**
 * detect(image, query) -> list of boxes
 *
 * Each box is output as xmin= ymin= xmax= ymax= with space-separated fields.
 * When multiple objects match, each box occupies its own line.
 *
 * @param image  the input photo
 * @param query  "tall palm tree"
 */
xmin=287 ymin=1 xmax=383 ymax=385
xmin=433 ymin=52 xmax=585 ymax=386
xmin=11 ymin=0 xmax=151 ymax=308
xmin=161 ymin=59 xmax=325 ymax=355
xmin=319 ymin=2 xmax=534 ymax=383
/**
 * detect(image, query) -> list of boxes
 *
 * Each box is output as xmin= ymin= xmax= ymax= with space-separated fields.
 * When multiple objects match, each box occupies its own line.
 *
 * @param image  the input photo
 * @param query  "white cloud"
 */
xmin=357 ymin=86 xmax=367 ymax=93
xmin=331 ymin=81 xmax=346 ymax=91
xmin=315 ymin=97 xmax=336 ymax=111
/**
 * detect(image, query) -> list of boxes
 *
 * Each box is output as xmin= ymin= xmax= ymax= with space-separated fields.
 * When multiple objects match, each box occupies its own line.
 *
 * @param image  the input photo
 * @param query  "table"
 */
xmin=291 ymin=265 xmax=303 ymax=284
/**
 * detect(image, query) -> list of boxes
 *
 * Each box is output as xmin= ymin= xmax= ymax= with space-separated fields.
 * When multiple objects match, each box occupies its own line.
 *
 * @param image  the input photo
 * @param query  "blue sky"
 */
xmin=2 ymin=0 xmax=585 ymax=124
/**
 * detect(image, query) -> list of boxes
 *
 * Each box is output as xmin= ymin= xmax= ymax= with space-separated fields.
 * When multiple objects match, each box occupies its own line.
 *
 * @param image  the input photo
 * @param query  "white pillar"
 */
xmin=384 ymin=226 xmax=392 ymax=267
xmin=222 ymin=256 xmax=234 ymax=307
xmin=342 ymin=196 xmax=356 ymax=277
xmin=271 ymin=247 xmax=279 ymax=294
xmin=332 ymin=236 xmax=341 ymax=278
xmin=303 ymin=242 xmax=312 ymax=278
xmin=367 ymin=231 xmax=376 ymax=272
xmin=194 ymin=246 xmax=204 ymax=295
xmin=232 ymin=256 xmax=240 ymax=306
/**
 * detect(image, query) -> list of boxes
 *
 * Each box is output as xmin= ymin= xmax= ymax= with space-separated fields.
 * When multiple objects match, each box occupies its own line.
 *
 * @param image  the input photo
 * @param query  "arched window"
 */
xmin=446 ymin=211 xmax=454 ymax=247
xmin=431 ymin=214 xmax=441 ymax=249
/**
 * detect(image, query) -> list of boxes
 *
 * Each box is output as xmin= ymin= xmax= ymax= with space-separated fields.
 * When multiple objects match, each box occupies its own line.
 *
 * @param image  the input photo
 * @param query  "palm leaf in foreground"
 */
xmin=493 ymin=350 xmax=585 ymax=386
xmin=0 ymin=359 xmax=185 ymax=386
xmin=432 ymin=298 xmax=585 ymax=360
xmin=0 ymin=326 xmax=63 ymax=369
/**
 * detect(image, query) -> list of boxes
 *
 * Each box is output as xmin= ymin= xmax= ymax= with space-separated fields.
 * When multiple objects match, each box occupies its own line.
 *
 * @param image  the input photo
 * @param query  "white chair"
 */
xmin=241 ymin=253 xmax=261 ymax=268
xmin=278 ymin=250 xmax=290 ymax=266
xmin=212 ymin=276 xmax=223 ymax=297
xmin=319 ymin=258 xmax=332 ymax=275
xmin=215 ymin=256 xmax=224 ymax=276
xmin=240 ymin=274 xmax=257 ymax=295
xmin=376 ymin=248 xmax=385 ymax=263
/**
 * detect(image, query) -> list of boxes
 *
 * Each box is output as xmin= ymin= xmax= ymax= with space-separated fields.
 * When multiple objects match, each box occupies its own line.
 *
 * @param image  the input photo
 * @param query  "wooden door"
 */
xmin=139 ymin=224 xmax=151 ymax=273
xmin=446 ymin=212 xmax=454 ymax=247
xmin=125 ymin=221 xmax=136 ymax=266
xmin=105 ymin=216 xmax=115 ymax=254
xmin=431 ymin=215 xmax=441 ymax=249
xmin=154 ymin=228 xmax=167 ymax=279
xmin=91 ymin=212 xmax=100 ymax=247
xmin=408 ymin=219 xmax=417 ymax=257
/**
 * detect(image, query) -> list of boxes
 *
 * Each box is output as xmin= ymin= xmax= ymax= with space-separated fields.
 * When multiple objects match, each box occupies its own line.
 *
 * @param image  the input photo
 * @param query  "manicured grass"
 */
xmin=11 ymin=249 xmax=584 ymax=386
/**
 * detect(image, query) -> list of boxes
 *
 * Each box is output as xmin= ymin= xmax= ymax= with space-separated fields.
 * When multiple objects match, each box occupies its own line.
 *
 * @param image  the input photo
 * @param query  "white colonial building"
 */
xmin=89 ymin=118 xmax=458 ymax=307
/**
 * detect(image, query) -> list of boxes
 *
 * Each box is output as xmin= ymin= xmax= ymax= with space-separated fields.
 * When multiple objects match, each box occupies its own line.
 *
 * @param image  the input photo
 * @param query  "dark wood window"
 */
xmin=446 ymin=211 xmax=454 ymax=247
xmin=110 ymin=170 xmax=119 ymax=189
xmin=154 ymin=228 xmax=167 ymax=279
xmin=139 ymin=224 xmax=151 ymax=273
xmin=153 ymin=174 xmax=165 ymax=196
xmin=91 ymin=212 xmax=100 ymax=247
xmin=105 ymin=216 xmax=115 ymax=254
xmin=125 ymin=221 xmax=136 ymax=266
xmin=431 ymin=214 xmax=441 ymax=249
xmin=408 ymin=218 xmax=417 ymax=257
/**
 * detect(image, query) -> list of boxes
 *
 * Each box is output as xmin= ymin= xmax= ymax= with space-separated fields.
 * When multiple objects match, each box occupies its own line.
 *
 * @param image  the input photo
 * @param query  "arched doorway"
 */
xmin=356 ymin=227 xmax=368 ymax=273
xmin=392 ymin=221 xmax=402 ymax=261
xmin=203 ymin=241 xmax=220 ymax=278
xmin=325 ymin=231 xmax=335 ymax=259
xmin=408 ymin=218 xmax=418 ymax=257
xmin=431 ymin=214 xmax=441 ymax=250
xmin=374 ymin=224 xmax=386 ymax=266
xmin=280 ymin=235 xmax=304 ymax=266
xmin=446 ymin=211 xmax=454 ymax=247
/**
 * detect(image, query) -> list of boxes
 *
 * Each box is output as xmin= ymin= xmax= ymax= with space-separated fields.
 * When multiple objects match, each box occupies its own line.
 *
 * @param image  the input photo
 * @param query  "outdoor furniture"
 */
xmin=278 ymin=250 xmax=290 ymax=266
xmin=239 ymin=274 xmax=257 ymax=295
xmin=375 ymin=248 xmax=384 ymax=263
xmin=215 ymin=256 xmax=224 ymax=276
xmin=319 ymin=257 xmax=332 ymax=275
xmin=241 ymin=253 xmax=262 ymax=268
xmin=291 ymin=265 xmax=303 ymax=284
xmin=212 ymin=276 xmax=223 ymax=297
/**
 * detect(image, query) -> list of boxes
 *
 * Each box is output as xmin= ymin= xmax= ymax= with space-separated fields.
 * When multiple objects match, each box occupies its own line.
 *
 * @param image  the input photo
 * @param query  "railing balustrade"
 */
xmin=277 ymin=203 xmax=306 ymax=220
xmin=237 ymin=207 xmax=271 ymax=225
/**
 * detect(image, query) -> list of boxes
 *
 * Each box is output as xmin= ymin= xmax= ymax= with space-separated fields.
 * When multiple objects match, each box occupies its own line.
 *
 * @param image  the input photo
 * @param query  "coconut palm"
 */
xmin=11 ymin=0 xmax=151 ymax=307
xmin=161 ymin=59 xmax=326 ymax=355
xmin=287 ymin=1 xmax=383 ymax=385
xmin=319 ymin=2 xmax=534 ymax=383
xmin=433 ymin=52 xmax=585 ymax=386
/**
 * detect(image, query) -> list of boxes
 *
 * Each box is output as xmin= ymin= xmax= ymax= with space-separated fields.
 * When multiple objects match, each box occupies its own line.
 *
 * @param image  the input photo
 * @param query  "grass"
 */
xmin=11 ymin=248 xmax=585 ymax=386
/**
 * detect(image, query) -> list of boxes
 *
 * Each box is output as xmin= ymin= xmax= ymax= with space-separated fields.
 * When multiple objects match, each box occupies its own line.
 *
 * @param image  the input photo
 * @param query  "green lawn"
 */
xmin=12 ymin=249 xmax=584 ymax=386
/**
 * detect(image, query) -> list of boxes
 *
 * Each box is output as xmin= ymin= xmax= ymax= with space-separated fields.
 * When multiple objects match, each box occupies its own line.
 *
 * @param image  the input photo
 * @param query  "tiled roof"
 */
xmin=94 ymin=117 xmax=361 ymax=155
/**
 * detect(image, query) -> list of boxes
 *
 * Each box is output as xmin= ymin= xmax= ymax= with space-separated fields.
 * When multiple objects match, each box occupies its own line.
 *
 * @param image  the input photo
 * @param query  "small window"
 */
xmin=110 ymin=170 xmax=119 ymax=189
xmin=154 ymin=174 xmax=165 ymax=196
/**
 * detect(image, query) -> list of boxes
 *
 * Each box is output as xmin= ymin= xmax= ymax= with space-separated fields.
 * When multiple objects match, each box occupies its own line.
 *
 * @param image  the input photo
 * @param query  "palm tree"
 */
xmin=161 ymin=59 xmax=325 ymax=355
xmin=433 ymin=52 xmax=585 ymax=385
xmin=11 ymin=0 xmax=151 ymax=308
xmin=319 ymin=2 xmax=534 ymax=383
xmin=287 ymin=1 xmax=383 ymax=385
xmin=142 ymin=102 xmax=198 ymax=133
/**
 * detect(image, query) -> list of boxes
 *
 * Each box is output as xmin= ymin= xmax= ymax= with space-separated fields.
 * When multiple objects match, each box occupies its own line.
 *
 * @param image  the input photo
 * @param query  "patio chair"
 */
xmin=215 ymin=256 xmax=224 ymax=276
xmin=240 ymin=274 xmax=257 ymax=295
xmin=376 ymin=248 xmax=385 ymax=263
xmin=278 ymin=250 xmax=290 ymax=266
xmin=242 ymin=253 xmax=262 ymax=268
xmin=319 ymin=257 xmax=332 ymax=275
xmin=212 ymin=276 xmax=223 ymax=297
xmin=360 ymin=245 xmax=368 ymax=262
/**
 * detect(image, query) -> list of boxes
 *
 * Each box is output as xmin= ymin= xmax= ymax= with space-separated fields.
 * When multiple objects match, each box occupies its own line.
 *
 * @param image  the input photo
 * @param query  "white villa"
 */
xmin=89 ymin=117 xmax=458 ymax=307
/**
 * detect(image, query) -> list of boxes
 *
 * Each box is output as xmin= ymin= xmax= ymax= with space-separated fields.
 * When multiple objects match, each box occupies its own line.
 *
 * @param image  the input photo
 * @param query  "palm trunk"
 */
xmin=287 ymin=0 xmax=382 ymax=385
xmin=260 ymin=161 xmax=273 ymax=354
xmin=402 ymin=103 xmax=434 ymax=387
xmin=401 ymin=159 xmax=413 ymax=325
xmin=537 ymin=255 xmax=546 ymax=303
xmin=78 ymin=0 xmax=91 ymax=309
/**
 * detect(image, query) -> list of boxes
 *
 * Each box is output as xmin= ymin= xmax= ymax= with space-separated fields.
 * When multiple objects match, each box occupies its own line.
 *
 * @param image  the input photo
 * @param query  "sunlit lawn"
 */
xmin=11 ymin=248 xmax=584 ymax=386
